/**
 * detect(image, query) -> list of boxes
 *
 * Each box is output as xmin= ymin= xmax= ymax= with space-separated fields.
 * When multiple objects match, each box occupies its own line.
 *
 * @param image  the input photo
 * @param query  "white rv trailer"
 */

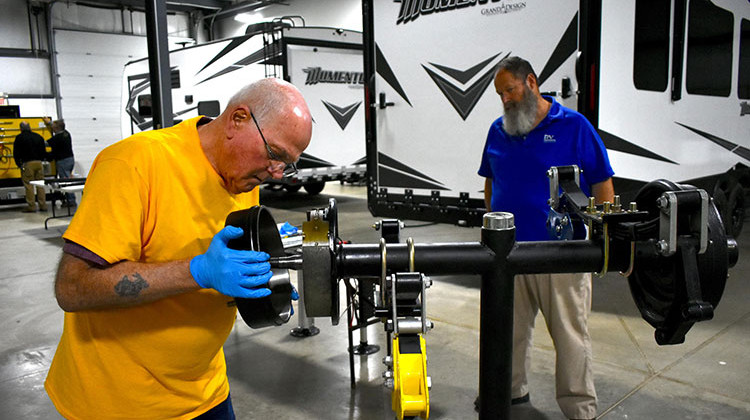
xmin=362 ymin=0 xmax=749 ymax=236
xmin=121 ymin=23 xmax=365 ymax=195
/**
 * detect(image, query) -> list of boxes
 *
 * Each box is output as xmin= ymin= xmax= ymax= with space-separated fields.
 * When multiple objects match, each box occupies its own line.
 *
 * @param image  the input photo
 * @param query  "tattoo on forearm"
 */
xmin=114 ymin=273 xmax=150 ymax=298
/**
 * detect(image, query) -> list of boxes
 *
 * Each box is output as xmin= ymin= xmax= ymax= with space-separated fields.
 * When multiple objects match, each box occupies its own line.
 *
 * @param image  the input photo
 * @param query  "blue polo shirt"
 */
xmin=478 ymin=97 xmax=614 ymax=241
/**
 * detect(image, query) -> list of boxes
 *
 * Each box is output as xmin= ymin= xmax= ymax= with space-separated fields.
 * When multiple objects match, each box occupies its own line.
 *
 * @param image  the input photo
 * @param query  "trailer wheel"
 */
xmin=726 ymin=184 xmax=745 ymax=237
xmin=712 ymin=185 xmax=729 ymax=225
xmin=304 ymin=181 xmax=325 ymax=195
xmin=284 ymin=185 xmax=301 ymax=193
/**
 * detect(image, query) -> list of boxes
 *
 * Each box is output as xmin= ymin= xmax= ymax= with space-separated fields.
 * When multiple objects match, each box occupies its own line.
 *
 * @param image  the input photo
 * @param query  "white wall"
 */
xmin=0 ymin=0 xmax=193 ymax=119
xmin=214 ymin=0 xmax=363 ymax=38
xmin=0 ymin=0 xmax=40 ymax=49
xmin=0 ymin=0 xmax=51 ymax=108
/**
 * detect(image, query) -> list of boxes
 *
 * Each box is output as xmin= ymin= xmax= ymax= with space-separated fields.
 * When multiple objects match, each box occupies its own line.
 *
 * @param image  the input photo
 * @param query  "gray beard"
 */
xmin=502 ymin=87 xmax=538 ymax=136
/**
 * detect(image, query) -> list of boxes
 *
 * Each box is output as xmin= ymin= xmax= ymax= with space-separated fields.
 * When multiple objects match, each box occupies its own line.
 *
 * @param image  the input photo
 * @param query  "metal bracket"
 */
xmin=657 ymin=190 xmax=708 ymax=256
xmin=547 ymin=165 xmax=582 ymax=210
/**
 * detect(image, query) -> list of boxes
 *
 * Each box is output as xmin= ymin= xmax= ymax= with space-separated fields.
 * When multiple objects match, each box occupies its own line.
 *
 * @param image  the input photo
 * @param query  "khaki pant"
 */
xmin=513 ymin=272 xmax=597 ymax=419
xmin=21 ymin=161 xmax=47 ymax=210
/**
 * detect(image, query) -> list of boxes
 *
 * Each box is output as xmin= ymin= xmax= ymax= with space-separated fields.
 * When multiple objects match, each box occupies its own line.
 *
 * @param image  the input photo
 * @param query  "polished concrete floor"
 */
xmin=1 ymin=183 xmax=749 ymax=419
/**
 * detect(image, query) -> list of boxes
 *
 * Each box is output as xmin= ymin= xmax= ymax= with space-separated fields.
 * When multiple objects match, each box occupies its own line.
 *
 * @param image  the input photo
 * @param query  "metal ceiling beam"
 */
xmin=207 ymin=0 xmax=286 ymax=19
xmin=70 ymin=0 xmax=231 ymax=13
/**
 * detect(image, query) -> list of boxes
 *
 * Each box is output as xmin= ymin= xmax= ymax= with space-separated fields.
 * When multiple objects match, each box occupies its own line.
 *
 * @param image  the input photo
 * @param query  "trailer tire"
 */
xmin=712 ymin=186 xmax=729 ymax=225
xmin=304 ymin=181 xmax=325 ymax=195
xmin=284 ymin=185 xmax=301 ymax=193
xmin=726 ymin=184 xmax=745 ymax=237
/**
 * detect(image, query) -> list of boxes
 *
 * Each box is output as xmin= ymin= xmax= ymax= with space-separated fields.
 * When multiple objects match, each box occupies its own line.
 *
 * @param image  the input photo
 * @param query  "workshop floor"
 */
xmin=1 ymin=183 xmax=749 ymax=420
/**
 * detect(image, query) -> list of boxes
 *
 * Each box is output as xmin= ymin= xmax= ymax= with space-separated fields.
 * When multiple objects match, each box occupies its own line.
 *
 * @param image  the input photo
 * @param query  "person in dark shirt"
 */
xmin=47 ymin=119 xmax=77 ymax=207
xmin=14 ymin=121 xmax=48 ymax=212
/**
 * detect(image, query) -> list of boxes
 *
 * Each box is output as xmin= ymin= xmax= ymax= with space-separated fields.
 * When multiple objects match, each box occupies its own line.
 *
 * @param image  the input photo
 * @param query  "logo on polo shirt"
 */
xmin=544 ymin=134 xmax=556 ymax=143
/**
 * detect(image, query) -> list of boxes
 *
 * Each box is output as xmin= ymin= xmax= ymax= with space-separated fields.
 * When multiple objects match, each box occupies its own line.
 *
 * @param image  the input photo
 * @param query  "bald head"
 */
xmin=200 ymin=78 xmax=313 ymax=194
xmin=226 ymin=78 xmax=310 ymax=131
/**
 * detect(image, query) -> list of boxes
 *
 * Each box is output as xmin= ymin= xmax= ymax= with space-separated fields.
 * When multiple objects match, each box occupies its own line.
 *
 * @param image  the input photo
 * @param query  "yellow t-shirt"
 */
xmin=45 ymin=116 xmax=259 ymax=419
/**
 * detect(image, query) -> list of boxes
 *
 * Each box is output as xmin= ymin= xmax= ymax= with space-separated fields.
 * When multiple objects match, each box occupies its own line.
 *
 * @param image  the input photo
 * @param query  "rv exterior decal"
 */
xmin=197 ymin=36 xmax=251 ymax=74
xmin=422 ymin=52 xmax=506 ymax=120
xmin=378 ymin=152 xmax=448 ymax=190
xmin=676 ymin=122 xmax=750 ymax=162
xmin=303 ymin=67 xmax=364 ymax=85
xmin=196 ymin=39 xmax=282 ymax=85
xmin=396 ymin=0 xmax=526 ymax=24
xmin=322 ymin=100 xmax=362 ymax=130
xmin=296 ymin=153 xmax=335 ymax=168
xmin=537 ymin=13 xmax=577 ymax=86
xmin=741 ymin=101 xmax=749 ymax=116
xmin=376 ymin=44 xmax=412 ymax=106
xmin=598 ymin=130 xmax=676 ymax=164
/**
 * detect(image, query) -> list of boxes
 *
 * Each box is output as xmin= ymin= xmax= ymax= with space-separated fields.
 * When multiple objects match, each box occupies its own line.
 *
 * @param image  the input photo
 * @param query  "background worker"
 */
xmin=44 ymin=78 xmax=313 ymax=419
xmin=45 ymin=118 xmax=77 ymax=207
xmin=477 ymin=56 xmax=614 ymax=420
xmin=13 ymin=121 xmax=48 ymax=213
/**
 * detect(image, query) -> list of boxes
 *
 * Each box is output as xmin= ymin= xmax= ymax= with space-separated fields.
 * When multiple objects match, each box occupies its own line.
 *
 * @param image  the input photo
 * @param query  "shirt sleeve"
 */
xmin=62 ymin=152 xmax=149 ymax=264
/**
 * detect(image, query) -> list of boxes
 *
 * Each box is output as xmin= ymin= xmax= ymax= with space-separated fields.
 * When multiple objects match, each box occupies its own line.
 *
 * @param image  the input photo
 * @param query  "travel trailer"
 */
xmin=122 ymin=22 xmax=366 ymax=195
xmin=362 ymin=0 xmax=748 ymax=236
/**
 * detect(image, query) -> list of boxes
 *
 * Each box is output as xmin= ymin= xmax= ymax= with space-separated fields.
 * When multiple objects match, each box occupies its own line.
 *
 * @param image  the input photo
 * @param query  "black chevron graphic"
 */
xmin=197 ymin=36 xmax=249 ymax=75
xmin=676 ymin=122 xmax=750 ymax=161
xmin=376 ymin=44 xmax=412 ymax=106
xmin=537 ymin=13 xmax=578 ymax=86
xmin=598 ymin=129 xmax=676 ymax=163
xmin=423 ymin=53 xmax=507 ymax=120
xmin=321 ymin=100 xmax=362 ymax=130
xmin=378 ymin=152 xmax=447 ymax=190
xmin=196 ymin=39 xmax=283 ymax=85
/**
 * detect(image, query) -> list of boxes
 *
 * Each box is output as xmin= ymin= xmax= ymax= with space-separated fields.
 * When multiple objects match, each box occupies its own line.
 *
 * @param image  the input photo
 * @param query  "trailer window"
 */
xmin=740 ymin=19 xmax=750 ymax=99
xmin=633 ymin=0 xmax=670 ymax=92
xmin=685 ymin=0 xmax=733 ymax=97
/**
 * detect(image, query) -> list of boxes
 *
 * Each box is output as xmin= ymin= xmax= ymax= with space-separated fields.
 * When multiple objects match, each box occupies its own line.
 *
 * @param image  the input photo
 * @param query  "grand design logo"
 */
xmin=397 ymin=0 xmax=526 ymax=24
xmin=322 ymin=100 xmax=362 ymax=130
xmin=422 ymin=52 xmax=506 ymax=120
xmin=303 ymin=67 xmax=364 ymax=85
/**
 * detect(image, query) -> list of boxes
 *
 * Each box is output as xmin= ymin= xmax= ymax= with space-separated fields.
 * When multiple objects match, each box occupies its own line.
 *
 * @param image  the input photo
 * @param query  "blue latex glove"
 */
xmin=290 ymin=286 xmax=299 ymax=316
xmin=279 ymin=222 xmax=299 ymax=237
xmin=190 ymin=226 xmax=272 ymax=298
xmin=291 ymin=286 xmax=299 ymax=301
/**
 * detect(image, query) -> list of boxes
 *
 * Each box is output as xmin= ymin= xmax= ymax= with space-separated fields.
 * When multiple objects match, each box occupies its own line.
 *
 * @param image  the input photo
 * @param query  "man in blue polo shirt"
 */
xmin=477 ymin=56 xmax=614 ymax=420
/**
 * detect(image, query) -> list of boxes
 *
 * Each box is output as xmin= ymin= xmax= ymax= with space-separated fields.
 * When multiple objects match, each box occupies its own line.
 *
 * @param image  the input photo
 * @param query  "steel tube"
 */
xmin=508 ymin=240 xmax=610 ymax=274
xmin=337 ymin=242 xmax=494 ymax=277
xmin=478 ymin=213 xmax=515 ymax=419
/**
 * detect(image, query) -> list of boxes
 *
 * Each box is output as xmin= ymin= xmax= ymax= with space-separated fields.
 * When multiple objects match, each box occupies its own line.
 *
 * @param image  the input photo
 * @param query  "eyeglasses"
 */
xmin=250 ymin=111 xmax=298 ymax=177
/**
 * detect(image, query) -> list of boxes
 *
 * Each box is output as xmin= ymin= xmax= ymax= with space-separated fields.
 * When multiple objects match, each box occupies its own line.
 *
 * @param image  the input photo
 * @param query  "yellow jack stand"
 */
xmin=391 ymin=335 xmax=429 ymax=420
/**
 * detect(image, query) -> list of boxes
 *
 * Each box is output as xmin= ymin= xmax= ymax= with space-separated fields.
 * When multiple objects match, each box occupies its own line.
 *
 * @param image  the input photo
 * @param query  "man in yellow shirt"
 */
xmin=45 ymin=78 xmax=312 ymax=419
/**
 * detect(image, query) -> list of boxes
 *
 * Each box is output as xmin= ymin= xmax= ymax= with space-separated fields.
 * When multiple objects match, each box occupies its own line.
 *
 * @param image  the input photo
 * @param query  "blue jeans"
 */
xmin=193 ymin=394 xmax=235 ymax=420
xmin=56 ymin=156 xmax=76 ymax=204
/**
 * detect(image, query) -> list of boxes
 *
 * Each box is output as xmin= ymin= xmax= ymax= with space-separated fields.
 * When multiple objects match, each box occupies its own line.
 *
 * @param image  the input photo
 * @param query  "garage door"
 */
xmin=54 ymin=29 xmax=148 ymax=173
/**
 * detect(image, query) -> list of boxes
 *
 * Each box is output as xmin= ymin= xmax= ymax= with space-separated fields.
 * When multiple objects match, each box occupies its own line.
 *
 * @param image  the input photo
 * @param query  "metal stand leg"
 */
xmin=290 ymin=270 xmax=320 ymax=337
xmin=479 ymin=214 xmax=516 ymax=420
xmin=350 ymin=279 xmax=379 ymax=355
